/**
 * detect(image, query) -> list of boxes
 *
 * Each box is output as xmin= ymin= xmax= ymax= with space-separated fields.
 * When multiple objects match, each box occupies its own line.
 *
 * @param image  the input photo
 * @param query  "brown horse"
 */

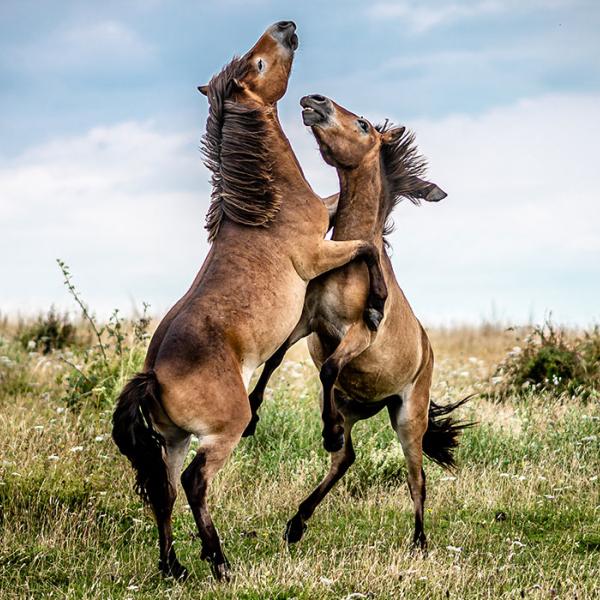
xmin=112 ymin=23 xmax=388 ymax=581
xmin=249 ymin=94 xmax=470 ymax=551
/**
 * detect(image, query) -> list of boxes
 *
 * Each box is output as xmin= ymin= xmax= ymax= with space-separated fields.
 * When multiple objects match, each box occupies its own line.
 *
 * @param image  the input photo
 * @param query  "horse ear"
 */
xmin=197 ymin=85 xmax=208 ymax=96
xmin=416 ymin=179 xmax=447 ymax=202
xmin=381 ymin=126 xmax=406 ymax=145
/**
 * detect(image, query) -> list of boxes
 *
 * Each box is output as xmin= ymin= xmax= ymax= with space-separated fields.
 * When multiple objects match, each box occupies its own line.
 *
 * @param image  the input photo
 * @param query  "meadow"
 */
xmin=0 ymin=304 xmax=598 ymax=599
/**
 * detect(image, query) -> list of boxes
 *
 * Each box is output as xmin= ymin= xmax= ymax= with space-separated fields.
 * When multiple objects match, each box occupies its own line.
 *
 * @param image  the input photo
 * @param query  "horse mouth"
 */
xmin=271 ymin=21 xmax=298 ymax=52
xmin=301 ymin=106 xmax=327 ymax=126
xmin=300 ymin=96 xmax=330 ymax=126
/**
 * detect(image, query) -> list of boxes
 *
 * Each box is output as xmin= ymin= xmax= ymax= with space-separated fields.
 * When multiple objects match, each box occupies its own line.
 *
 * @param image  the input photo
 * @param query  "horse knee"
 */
xmin=320 ymin=359 xmax=339 ymax=389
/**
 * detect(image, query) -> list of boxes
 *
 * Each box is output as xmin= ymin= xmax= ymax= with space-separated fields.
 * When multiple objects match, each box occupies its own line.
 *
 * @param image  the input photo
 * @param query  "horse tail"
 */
xmin=111 ymin=370 xmax=170 ymax=505
xmin=422 ymin=395 xmax=475 ymax=470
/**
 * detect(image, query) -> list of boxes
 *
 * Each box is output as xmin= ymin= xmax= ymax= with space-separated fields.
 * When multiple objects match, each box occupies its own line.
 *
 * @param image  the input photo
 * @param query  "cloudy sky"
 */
xmin=1 ymin=0 xmax=599 ymax=325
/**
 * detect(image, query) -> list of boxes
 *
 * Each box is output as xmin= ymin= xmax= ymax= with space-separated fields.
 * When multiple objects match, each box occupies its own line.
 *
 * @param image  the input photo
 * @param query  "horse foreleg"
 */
xmin=243 ymin=343 xmax=289 ymax=437
xmin=302 ymin=240 xmax=388 ymax=331
xmin=319 ymin=322 xmax=371 ymax=452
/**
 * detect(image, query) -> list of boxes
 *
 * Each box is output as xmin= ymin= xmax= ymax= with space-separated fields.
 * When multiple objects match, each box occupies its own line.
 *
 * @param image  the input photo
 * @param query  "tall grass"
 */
xmin=0 ymin=298 xmax=598 ymax=598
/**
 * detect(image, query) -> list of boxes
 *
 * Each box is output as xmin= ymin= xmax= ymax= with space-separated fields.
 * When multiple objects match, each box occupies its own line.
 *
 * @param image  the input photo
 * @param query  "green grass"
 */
xmin=0 ymin=326 xmax=599 ymax=599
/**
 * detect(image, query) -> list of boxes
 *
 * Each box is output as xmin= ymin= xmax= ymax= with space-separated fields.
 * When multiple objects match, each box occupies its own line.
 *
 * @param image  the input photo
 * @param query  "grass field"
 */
xmin=0 ymin=319 xmax=598 ymax=599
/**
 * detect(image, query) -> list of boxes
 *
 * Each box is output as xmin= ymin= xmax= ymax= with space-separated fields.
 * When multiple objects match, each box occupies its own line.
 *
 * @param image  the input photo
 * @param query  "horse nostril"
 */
xmin=277 ymin=21 xmax=295 ymax=30
xmin=311 ymin=94 xmax=326 ymax=103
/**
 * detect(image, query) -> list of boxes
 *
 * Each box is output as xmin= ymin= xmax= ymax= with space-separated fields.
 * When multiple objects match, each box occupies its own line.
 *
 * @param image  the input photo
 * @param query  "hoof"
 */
xmin=210 ymin=558 xmax=231 ymax=582
xmin=410 ymin=536 xmax=428 ymax=557
xmin=364 ymin=308 xmax=383 ymax=332
xmin=242 ymin=415 xmax=259 ymax=438
xmin=284 ymin=515 xmax=307 ymax=544
xmin=159 ymin=559 xmax=189 ymax=582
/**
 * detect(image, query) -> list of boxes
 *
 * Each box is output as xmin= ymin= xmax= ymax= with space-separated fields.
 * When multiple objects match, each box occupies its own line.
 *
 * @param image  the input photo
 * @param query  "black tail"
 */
xmin=422 ymin=395 xmax=475 ymax=470
xmin=111 ymin=370 xmax=170 ymax=505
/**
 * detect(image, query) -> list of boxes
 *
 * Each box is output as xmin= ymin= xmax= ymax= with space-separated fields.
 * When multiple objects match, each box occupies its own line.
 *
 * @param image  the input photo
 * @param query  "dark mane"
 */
xmin=201 ymin=56 xmax=282 ymax=241
xmin=376 ymin=121 xmax=429 ymax=236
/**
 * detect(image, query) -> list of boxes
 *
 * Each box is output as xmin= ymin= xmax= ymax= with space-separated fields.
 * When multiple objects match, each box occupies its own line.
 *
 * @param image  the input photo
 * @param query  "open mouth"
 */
xmin=300 ymin=96 xmax=329 ymax=126
xmin=301 ymin=106 xmax=327 ymax=126
xmin=289 ymin=32 xmax=298 ymax=51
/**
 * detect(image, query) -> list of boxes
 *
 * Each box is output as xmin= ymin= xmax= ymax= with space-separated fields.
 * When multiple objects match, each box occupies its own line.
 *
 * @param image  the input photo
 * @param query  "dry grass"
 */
xmin=0 ymin=320 xmax=598 ymax=599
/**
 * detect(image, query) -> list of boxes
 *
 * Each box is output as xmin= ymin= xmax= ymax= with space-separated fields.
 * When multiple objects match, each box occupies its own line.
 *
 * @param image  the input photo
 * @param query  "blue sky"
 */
xmin=1 ymin=0 xmax=599 ymax=325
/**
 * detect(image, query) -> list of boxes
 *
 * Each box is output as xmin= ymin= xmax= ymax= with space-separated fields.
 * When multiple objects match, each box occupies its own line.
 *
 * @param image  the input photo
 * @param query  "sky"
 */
xmin=1 ymin=0 xmax=599 ymax=326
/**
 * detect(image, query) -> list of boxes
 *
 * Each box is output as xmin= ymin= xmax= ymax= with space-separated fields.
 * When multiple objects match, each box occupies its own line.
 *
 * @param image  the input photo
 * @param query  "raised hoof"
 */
xmin=284 ymin=515 xmax=307 ymax=544
xmin=159 ymin=559 xmax=189 ymax=582
xmin=364 ymin=308 xmax=383 ymax=332
xmin=242 ymin=415 xmax=259 ymax=438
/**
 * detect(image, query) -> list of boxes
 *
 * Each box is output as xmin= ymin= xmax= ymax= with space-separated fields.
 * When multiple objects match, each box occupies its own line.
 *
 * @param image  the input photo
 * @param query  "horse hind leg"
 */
xmin=387 ymin=384 xmax=430 ymax=552
xmin=156 ymin=431 xmax=191 ymax=579
xmin=178 ymin=377 xmax=250 ymax=581
xmin=112 ymin=371 xmax=190 ymax=580
xmin=285 ymin=392 xmax=358 ymax=544
xmin=181 ymin=428 xmax=245 ymax=581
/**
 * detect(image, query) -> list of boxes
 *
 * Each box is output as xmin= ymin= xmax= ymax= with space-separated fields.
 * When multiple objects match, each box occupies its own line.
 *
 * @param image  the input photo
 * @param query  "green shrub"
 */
xmin=491 ymin=320 xmax=600 ymax=400
xmin=17 ymin=307 xmax=77 ymax=354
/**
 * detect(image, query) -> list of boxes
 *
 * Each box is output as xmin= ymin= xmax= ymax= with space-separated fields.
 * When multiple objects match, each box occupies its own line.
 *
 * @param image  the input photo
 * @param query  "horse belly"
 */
xmin=336 ymin=358 xmax=400 ymax=402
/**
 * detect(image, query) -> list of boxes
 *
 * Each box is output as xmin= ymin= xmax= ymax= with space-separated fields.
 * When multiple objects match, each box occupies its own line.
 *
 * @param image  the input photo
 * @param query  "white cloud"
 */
xmin=367 ymin=0 xmax=575 ymax=32
xmin=6 ymin=20 xmax=154 ymax=72
xmin=0 ymin=121 xmax=210 ymax=316
xmin=376 ymin=93 xmax=600 ymax=323
xmin=1 ymin=93 xmax=599 ymax=324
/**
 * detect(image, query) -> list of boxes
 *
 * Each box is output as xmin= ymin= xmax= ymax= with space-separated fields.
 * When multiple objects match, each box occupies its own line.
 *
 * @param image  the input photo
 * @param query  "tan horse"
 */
xmin=250 ymin=94 xmax=470 ymax=551
xmin=112 ymin=23 xmax=388 ymax=581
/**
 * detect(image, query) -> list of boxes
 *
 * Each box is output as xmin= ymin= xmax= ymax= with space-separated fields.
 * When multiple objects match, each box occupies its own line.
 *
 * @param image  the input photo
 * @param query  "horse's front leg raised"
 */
xmin=319 ymin=322 xmax=372 ymax=452
xmin=302 ymin=240 xmax=388 ymax=332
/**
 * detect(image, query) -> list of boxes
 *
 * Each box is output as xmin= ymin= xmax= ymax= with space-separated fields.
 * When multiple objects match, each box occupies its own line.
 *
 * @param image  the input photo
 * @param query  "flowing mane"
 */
xmin=376 ymin=121 xmax=429 ymax=236
xmin=201 ymin=56 xmax=282 ymax=241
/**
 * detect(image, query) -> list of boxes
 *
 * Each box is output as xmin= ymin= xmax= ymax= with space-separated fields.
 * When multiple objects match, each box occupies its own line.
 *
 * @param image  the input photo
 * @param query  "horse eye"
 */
xmin=257 ymin=59 xmax=265 ymax=72
xmin=358 ymin=119 xmax=369 ymax=133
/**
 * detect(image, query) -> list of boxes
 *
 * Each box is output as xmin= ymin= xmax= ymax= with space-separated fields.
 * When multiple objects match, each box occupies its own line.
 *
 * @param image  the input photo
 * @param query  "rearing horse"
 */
xmin=250 ymin=94 xmax=470 ymax=550
xmin=112 ymin=23 xmax=387 ymax=581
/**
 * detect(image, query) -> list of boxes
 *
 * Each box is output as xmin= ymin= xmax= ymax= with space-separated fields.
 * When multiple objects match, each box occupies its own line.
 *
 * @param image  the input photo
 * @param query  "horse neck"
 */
xmin=332 ymin=158 xmax=386 ymax=244
xmin=265 ymin=106 xmax=314 ymax=196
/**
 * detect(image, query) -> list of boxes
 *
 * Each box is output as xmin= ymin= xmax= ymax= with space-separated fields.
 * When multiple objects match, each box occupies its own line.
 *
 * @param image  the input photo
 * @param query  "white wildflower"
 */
xmin=70 ymin=446 xmax=84 ymax=453
xmin=446 ymin=545 xmax=462 ymax=553
xmin=94 ymin=435 xmax=105 ymax=442
xmin=48 ymin=455 xmax=59 ymax=461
